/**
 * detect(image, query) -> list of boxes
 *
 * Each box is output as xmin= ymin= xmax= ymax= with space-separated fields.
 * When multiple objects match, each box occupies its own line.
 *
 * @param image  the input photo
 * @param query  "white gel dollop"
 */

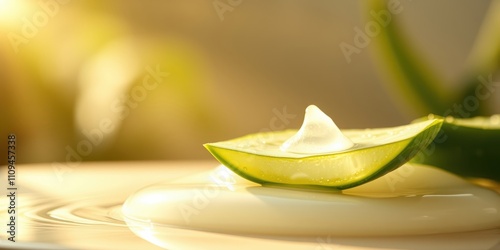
xmin=280 ymin=105 xmax=354 ymax=154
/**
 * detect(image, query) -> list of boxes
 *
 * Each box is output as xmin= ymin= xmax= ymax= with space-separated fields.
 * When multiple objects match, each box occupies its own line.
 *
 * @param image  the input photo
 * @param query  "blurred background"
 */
xmin=0 ymin=0 xmax=499 ymax=164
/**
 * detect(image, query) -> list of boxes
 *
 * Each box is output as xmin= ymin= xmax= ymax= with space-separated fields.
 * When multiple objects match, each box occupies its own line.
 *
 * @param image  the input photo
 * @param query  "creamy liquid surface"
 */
xmin=122 ymin=164 xmax=500 ymax=237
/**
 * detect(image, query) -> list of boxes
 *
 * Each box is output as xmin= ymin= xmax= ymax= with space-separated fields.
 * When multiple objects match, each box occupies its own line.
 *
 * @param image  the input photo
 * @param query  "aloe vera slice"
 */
xmin=204 ymin=119 xmax=443 ymax=189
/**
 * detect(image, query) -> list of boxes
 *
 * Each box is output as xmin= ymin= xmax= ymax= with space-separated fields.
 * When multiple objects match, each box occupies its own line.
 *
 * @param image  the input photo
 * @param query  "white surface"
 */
xmin=0 ymin=161 xmax=499 ymax=250
xmin=123 ymin=163 xmax=500 ymax=249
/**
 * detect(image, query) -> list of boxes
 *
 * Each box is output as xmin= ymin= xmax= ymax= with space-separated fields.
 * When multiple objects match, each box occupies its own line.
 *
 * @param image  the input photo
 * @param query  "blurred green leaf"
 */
xmin=367 ymin=0 xmax=500 ymax=116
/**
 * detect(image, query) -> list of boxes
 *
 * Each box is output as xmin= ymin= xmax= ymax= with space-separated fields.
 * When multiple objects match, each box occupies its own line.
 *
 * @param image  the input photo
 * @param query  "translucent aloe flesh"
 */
xmin=205 ymin=119 xmax=443 ymax=189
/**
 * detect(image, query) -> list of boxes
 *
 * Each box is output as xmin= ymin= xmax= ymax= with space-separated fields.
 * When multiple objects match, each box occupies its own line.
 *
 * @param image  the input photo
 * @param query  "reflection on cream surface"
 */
xmin=123 ymin=223 xmax=500 ymax=250
xmin=122 ymin=164 xmax=500 ymax=248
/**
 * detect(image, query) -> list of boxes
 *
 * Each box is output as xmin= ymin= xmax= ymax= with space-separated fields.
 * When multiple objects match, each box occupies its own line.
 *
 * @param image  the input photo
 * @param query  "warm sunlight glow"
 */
xmin=0 ymin=0 xmax=28 ymax=26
